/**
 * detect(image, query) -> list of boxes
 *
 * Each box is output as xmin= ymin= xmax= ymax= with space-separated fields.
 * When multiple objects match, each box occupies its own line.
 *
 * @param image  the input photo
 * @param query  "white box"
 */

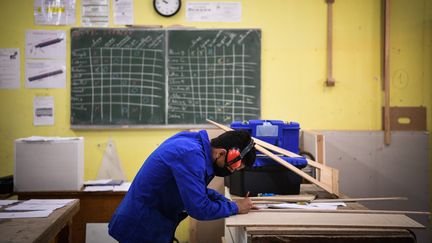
xmin=14 ymin=137 xmax=84 ymax=191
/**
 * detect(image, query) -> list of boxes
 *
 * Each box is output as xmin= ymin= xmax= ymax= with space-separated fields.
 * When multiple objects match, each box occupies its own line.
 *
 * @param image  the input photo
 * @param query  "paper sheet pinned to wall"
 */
xmin=34 ymin=96 xmax=54 ymax=126
xmin=186 ymin=2 xmax=242 ymax=22
xmin=34 ymin=0 xmax=76 ymax=25
xmin=0 ymin=48 xmax=20 ymax=89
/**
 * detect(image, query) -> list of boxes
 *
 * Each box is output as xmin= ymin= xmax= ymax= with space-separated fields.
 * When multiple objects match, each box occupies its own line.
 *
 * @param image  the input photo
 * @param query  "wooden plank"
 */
xmin=302 ymin=131 xmax=326 ymax=164
xmin=326 ymin=0 xmax=335 ymax=86
xmin=249 ymin=196 xmax=407 ymax=204
xmin=255 ymin=144 xmax=337 ymax=195
xmin=313 ymin=197 xmax=407 ymax=203
xmin=381 ymin=107 xmax=427 ymax=131
xmin=317 ymin=134 xmax=325 ymax=164
xmin=245 ymin=226 xmax=413 ymax=235
xmin=384 ymin=0 xmax=391 ymax=145
xmin=225 ymin=212 xmax=424 ymax=229
xmin=231 ymin=194 xmax=316 ymax=202
xmin=254 ymin=208 xmax=430 ymax=215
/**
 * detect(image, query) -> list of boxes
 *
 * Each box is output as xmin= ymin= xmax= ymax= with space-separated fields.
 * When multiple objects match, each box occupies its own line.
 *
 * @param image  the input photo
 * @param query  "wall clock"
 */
xmin=153 ymin=0 xmax=181 ymax=17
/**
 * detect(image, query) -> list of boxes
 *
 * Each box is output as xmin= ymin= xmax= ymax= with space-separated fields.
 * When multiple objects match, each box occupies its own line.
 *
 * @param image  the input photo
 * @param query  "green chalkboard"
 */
xmin=70 ymin=28 xmax=261 ymax=127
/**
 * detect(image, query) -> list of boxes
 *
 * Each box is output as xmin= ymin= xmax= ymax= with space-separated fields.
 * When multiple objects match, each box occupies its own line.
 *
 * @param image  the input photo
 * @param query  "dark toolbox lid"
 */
xmin=253 ymin=156 xmax=307 ymax=168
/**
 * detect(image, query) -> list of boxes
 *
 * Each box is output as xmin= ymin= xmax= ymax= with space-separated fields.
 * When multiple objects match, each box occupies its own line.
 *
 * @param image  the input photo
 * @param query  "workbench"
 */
xmin=16 ymin=190 xmax=125 ymax=243
xmin=224 ymin=184 xmax=420 ymax=243
xmin=0 ymin=199 xmax=79 ymax=243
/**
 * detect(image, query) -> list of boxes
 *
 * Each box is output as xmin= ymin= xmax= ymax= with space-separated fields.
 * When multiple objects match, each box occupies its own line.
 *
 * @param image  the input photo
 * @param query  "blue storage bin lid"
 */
xmin=231 ymin=120 xmax=300 ymax=129
xmin=253 ymin=156 xmax=307 ymax=169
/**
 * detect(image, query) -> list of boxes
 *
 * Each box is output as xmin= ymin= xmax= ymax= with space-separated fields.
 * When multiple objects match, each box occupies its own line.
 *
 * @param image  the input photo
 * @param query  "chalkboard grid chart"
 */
xmin=70 ymin=28 xmax=261 ymax=127
xmin=167 ymin=29 xmax=261 ymax=125
xmin=71 ymin=28 xmax=166 ymax=125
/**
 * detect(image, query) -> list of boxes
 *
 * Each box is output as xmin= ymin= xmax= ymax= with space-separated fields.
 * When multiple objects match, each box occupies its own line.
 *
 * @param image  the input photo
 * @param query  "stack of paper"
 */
xmin=0 ymin=199 xmax=74 ymax=219
xmin=83 ymin=180 xmax=130 ymax=192
xmin=258 ymin=202 xmax=347 ymax=210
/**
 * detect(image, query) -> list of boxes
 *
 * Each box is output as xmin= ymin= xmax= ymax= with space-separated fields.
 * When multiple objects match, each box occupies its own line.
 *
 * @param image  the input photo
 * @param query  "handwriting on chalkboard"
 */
xmin=71 ymin=28 xmax=260 ymax=127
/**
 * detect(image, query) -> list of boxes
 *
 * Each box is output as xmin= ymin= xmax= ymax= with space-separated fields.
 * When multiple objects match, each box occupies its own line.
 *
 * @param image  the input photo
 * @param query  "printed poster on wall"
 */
xmin=114 ymin=0 xmax=133 ymax=25
xmin=25 ymin=59 xmax=66 ymax=88
xmin=25 ymin=30 xmax=66 ymax=88
xmin=81 ymin=0 xmax=109 ymax=26
xmin=34 ymin=96 xmax=55 ymax=126
xmin=34 ymin=0 xmax=76 ymax=25
xmin=26 ymin=30 xmax=66 ymax=59
xmin=186 ymin=2 xmax=242 ymax=22
xmin=0 ymin=48 xmax=20 ymax=89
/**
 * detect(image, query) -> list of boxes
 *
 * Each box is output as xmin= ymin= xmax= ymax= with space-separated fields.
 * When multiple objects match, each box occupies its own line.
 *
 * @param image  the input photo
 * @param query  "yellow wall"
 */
xmin=0 ymin=0 xmax=431 ymax=242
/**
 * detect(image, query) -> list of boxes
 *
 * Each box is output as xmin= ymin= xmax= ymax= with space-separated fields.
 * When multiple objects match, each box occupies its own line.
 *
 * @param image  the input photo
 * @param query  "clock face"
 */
xmin=153 ymin=0 xmax=181 ymax=17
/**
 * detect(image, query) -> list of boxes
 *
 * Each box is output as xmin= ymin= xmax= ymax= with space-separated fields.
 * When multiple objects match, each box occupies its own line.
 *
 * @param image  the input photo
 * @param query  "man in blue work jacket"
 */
xmin=108 ymin=129 xmax=257 ymax=243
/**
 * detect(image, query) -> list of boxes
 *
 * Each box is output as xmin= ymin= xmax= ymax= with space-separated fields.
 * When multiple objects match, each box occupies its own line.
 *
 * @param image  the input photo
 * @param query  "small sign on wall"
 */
xmin=186 ymin=1 xmax=242 ymax=22
xmin=34 ymin=96 xmax=54 ymax=126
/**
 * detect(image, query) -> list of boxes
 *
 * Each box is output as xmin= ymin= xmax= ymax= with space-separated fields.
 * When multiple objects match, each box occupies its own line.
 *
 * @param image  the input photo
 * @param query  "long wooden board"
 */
xmin=313 ymin=197 xmax=407 ymax=203
xmin=245 ymin=226 xmax=412 ymax=235
xmin=231 ymin=194 xmax=316 ymax=202
xmin=255 ymin=208 xmax=430 ymax=215
xmin=225 ymin=212 xmax=425 ymax=229
xmin=384 ymin=0 xmax=391 ymax=145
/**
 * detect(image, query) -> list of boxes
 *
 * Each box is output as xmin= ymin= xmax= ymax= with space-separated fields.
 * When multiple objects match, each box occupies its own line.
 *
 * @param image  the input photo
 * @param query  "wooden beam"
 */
xmin=316 ymin=134 xmax=325 ymax=164
xmin=301 ymin=130 xmax=326 ymax=165
xmin=231 ymin=194 xmax=316 ymax=202
xmin=326 ymin=0 xmax=336 ymax=86
xmin=225 ymin=212 xmax=425 ymax=229
xmin=313 ymin=197 xmax=407 ymax=203
xmin=255 ymin=144 xmax=338 ymax=196
xmin=384 ymin=0 xmax=391 ymax=145
xmin=253 ymin=208 xmax=430 ymax=216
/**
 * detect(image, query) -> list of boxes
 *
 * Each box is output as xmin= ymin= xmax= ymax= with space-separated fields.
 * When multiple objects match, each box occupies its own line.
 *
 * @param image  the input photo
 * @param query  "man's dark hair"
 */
xmin=210 ymin=130 xmax=256 ymax=167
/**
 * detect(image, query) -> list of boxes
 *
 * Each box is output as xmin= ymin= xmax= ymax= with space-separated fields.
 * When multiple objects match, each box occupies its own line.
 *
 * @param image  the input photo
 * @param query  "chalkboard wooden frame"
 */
xmin=70 ymin=28 xmax=261 ymax=128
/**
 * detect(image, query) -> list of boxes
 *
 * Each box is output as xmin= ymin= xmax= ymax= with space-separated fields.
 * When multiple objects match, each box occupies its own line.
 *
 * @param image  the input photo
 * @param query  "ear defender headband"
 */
xmin=226 ymin=140 xmax=255 ymax=169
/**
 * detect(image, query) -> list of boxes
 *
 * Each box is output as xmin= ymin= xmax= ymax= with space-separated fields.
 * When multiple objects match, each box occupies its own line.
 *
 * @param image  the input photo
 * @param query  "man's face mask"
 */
xmin=212 ymin=156 xmax=233 ymax=177
xmin=212 ymin=163 xmax=232 ymax=177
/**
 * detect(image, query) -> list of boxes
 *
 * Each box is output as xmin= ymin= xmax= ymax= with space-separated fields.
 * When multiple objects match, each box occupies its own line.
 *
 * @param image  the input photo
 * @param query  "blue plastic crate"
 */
xmin=231 ymin=120 xmax=300 ymax=154
xmin=229 ymin=120 xmax=306 ymax=196
xmin=231 ymin=120 xmax=303 ymax=167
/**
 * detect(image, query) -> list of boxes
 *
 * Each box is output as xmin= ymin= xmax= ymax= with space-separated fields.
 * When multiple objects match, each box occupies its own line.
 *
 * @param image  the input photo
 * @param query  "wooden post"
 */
xmin=384 ymin=0 xmax=391 ymax=145
xmin=326 ymin=0 xmax=336 ymax=86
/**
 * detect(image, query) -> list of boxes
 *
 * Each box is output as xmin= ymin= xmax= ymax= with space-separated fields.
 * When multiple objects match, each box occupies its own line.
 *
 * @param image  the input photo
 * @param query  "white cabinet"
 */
xmin=14 ymin=137 xmax=84 ymax=191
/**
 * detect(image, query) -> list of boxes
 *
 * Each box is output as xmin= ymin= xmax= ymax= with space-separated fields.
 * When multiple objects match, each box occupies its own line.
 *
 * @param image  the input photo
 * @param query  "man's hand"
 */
xmin=234 ymin=192 xmax=257 ymax=214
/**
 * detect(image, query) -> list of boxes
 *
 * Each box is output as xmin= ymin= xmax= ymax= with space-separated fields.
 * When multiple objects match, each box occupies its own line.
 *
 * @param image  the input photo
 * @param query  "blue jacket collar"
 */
xmin=199 ymin=130 xmax=215 ymax=178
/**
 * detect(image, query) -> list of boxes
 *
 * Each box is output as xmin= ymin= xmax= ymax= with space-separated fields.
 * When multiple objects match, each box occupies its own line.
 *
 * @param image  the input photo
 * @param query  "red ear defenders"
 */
xmin=226 ymin=140 xmax=255 ymax=169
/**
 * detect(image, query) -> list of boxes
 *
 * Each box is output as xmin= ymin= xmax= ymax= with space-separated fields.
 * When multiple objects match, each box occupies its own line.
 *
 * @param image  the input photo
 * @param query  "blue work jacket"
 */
xmin=108 ymin=130 xmax=238 ymax=243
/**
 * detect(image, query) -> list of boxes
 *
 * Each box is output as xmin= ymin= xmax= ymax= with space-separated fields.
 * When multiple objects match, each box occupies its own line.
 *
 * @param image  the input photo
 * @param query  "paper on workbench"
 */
xmin=253 ymin=204 xmax=269 ymax=209
xmin=5 ymin=204 xmax=65 ymax=211
xmin=84 ymin=179 xmax=112 ymax=185
xmin=84 ymin=185 xmax=114 ymax=191
xmin=5 ymin=199 xmax=74 ymax=211
xmin=22 ymin=199 xmax=75 ymax=205
xmin=269 ymin=202 xmax=346 ymax=210
xmin=0 ymin=200 xmax=18 ymax=206
xmin=113 ymin=182 xmax=131 ymax=191
xmin=0 ymin=210 xmax=53 ymax=218
xmin=309 ymin=202 xmax=346 ymax=208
